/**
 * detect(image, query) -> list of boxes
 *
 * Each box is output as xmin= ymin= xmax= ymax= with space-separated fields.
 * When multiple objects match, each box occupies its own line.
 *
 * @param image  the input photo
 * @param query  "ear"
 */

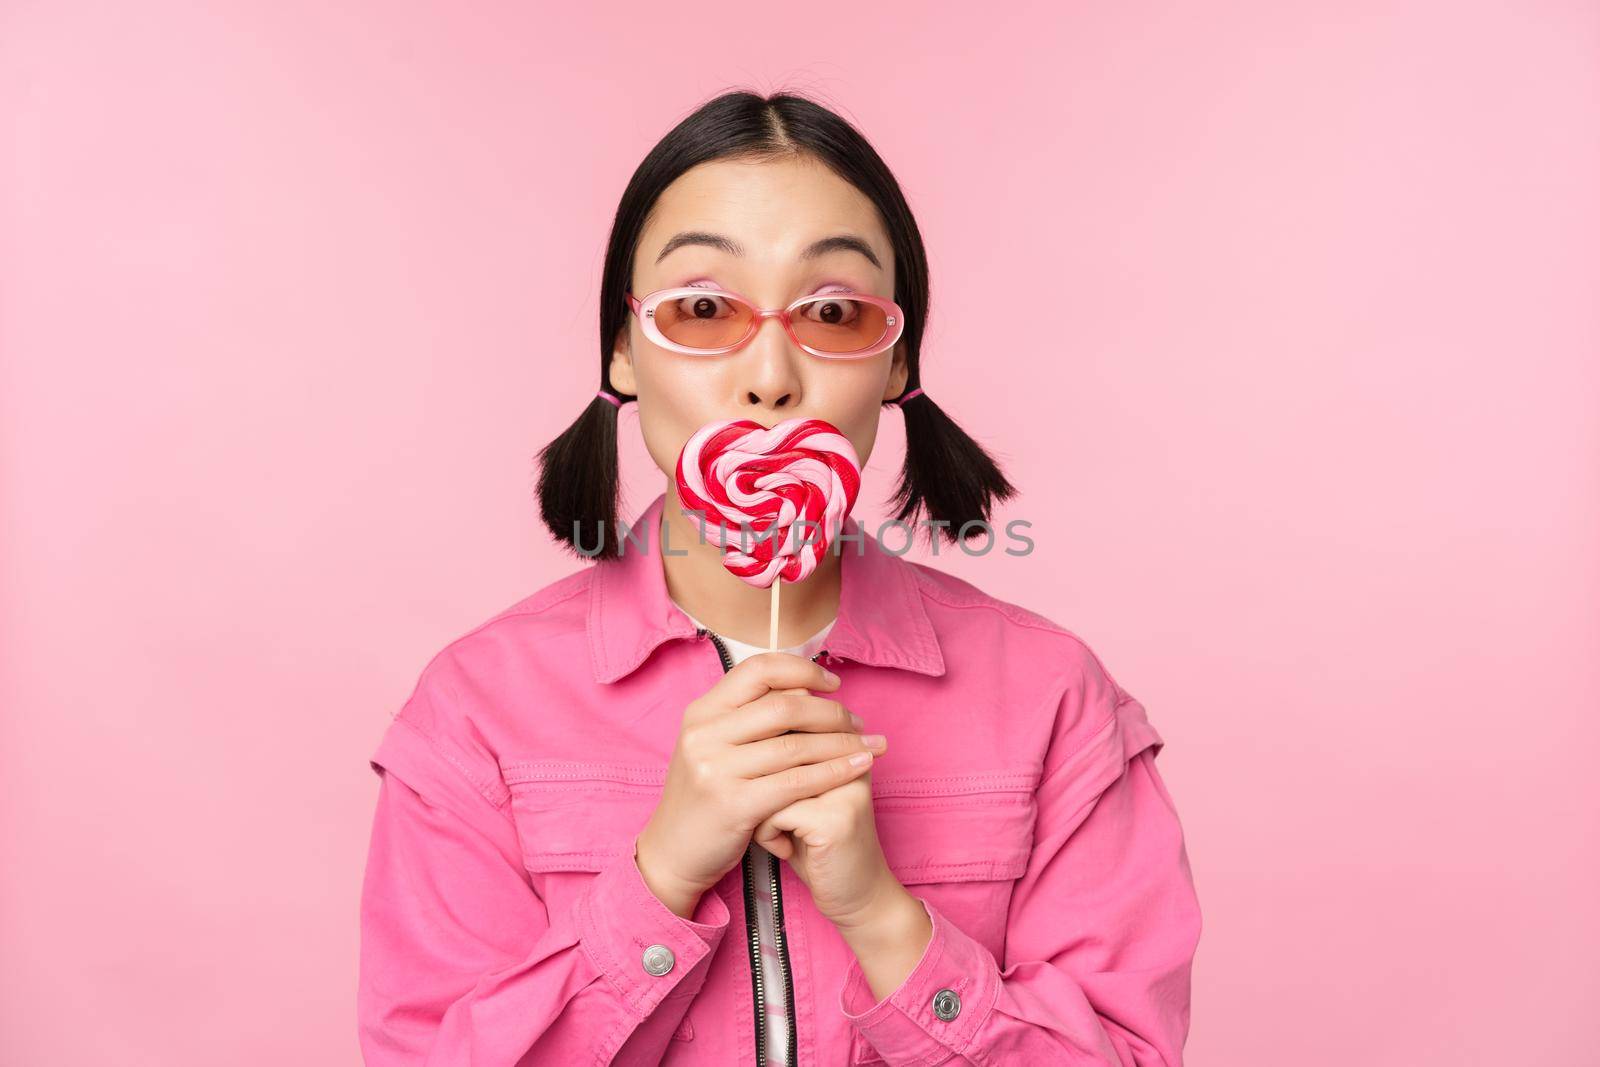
xmin=883 ymin=341 xmax=910 ymax=402
xmin=609 ymin=324 xmax=637 ymax=397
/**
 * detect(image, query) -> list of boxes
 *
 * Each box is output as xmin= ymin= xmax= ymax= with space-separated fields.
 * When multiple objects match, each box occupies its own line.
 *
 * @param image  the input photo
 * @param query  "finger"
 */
xmin=754 ymin=796 xmax=826 ymax=861
xmin=730 ymin=728 xmax=886 ymax=780
xmin=752 ymin=814 xmax=794 ymax=861
xmin=750 ymin=748 xmax=877 ymax=816
xmin=714 ymin=651 xmax=840 ymax=709
xmin=714 ymin=690 xmax=863 ymax=746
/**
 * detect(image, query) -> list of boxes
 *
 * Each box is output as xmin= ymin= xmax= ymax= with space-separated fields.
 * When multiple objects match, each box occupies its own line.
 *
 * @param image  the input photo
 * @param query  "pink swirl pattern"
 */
xmin=675 ymin=417 xmax=862 ymax=588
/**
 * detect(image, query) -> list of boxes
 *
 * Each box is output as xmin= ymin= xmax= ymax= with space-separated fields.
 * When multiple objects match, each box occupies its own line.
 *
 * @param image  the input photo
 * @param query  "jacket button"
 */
xmin=931 ymin=988 xmax=961 ymax=1021
xmin=642 ymin=944 xmax=675 ymax=976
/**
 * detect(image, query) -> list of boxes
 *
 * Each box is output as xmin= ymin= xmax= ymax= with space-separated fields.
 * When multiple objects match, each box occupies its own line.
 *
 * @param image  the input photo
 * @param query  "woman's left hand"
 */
xmin=752 ymin=753 xmax=904 ymax=932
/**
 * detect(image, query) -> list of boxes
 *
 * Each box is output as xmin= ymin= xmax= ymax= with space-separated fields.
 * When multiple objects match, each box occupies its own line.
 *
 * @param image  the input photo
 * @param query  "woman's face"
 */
xmin=610 ymin=155 xmax=910 ymax=483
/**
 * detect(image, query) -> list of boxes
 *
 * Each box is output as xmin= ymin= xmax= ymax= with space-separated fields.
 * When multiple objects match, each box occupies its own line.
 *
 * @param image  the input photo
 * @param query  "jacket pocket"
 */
xmin=870 ymin=769 xmax=1038 ymax=883
xmin=499 ymin=760 xmax=666 ymax=873
xmin=500 ymin=761 xmax=694 ymax=1042
xmin=849 ymin=771 xmax=1040 ymax=1066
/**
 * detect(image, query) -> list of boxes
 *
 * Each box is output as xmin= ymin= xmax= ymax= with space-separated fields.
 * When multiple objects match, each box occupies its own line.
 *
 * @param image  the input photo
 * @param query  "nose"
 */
xmin=740 ymin=311 xmax=805 ymax=411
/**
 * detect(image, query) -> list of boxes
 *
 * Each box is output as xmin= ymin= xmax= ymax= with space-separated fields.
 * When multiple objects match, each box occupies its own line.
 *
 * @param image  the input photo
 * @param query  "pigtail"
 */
xmin=535 ymin=391 xmax=625 ymax=561
xmin=888 ymin=389 xmax=1018 ymax=548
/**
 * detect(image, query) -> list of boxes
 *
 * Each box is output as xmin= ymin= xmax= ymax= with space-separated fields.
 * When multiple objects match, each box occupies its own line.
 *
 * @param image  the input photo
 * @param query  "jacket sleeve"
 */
xmin=839 ymin=647 xmax=1202 ymax=1065
xmin=358 ymin=707 xmax=732 ymax=1066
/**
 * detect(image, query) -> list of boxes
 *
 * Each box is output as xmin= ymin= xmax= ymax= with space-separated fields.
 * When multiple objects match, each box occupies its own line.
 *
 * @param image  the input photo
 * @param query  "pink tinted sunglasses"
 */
xmin=626 ymin=286 xmax=904 ymax=360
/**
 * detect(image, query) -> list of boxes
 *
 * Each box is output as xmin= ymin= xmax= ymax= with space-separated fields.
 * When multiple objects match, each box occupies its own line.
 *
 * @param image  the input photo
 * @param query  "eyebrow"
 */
xmin=654 ymin=231 xmax=883 ymax=270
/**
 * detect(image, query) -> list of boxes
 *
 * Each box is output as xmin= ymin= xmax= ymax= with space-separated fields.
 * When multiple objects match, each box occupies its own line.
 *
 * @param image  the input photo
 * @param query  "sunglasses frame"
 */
xmin=626 ymin=286 xmax=904 ymax=360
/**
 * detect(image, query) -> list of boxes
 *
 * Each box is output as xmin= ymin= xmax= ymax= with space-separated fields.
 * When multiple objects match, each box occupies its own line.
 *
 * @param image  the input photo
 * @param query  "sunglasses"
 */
xmin=626 ymin=286 xmax=904 ymax=360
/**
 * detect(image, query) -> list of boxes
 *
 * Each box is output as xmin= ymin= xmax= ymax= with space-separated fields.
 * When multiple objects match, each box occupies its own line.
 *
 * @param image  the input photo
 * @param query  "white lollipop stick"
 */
xmin=768 ymin=578 xmax=780 ymax=651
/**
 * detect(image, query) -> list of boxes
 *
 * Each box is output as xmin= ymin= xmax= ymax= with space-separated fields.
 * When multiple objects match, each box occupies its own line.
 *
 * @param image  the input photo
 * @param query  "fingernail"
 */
xmin=848 ymin=751 xmax=873 ymax=767
xmin=862 ymin=734 xmax=887 ymax=750
xmin=848 ymin=712 xmax=865 ymax=729
xmin=823 ymin=670 xmax=841 ymax=685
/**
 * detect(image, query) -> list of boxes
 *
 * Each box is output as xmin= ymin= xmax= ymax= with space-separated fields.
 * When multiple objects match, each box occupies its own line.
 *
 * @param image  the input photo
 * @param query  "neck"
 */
xmin=658 ymin=482 xmax=841 ymax=649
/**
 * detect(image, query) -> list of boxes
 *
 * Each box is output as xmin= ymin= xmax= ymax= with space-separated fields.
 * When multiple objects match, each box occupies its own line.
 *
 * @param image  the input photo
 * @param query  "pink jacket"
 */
xmin=358 ymin=491 xmax=1201 ymax=1065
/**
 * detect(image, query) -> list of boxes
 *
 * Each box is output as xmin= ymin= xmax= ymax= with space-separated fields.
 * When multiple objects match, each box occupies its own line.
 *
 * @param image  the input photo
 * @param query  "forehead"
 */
xmin=640 ymin=156 xmax=891 ymax=273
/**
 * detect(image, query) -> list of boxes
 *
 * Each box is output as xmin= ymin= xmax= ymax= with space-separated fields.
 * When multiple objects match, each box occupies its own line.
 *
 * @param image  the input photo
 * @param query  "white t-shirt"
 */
xmin=671 ymin=599 xmax=835 ymax=1066
xmin=680 ymin=612 xmax=836 ymax=667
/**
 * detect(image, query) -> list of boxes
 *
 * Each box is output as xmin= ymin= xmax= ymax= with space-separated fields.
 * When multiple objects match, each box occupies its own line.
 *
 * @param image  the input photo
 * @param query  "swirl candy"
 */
xmin=675 ymin=417 xmax=862 ymax=589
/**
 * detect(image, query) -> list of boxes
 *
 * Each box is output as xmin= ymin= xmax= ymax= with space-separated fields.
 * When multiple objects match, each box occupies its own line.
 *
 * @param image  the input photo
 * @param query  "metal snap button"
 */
xmin=642 ymin=944 xmax=675 ymax=976
xmin=932 ymin=987 xmax=961 ymax=1021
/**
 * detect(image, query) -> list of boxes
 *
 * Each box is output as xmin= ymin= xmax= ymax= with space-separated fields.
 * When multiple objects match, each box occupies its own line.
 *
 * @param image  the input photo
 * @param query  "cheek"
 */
xmin=818 ymin=376 xmax=889 ymax=464
xmin=637 ymin=339 xmax=736 ymax=402
xmin=633 ymin=359 xmax=729 ymax=474
xmin=845 ymin=420 xmax=881 ymax=470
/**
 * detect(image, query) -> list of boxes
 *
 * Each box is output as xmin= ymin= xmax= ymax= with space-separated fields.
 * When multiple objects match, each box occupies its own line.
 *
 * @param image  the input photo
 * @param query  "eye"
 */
xmin=798 ymin=295 xmax=863 ymax=327
xmin=669 ymin=290 xmax=737 ymax=321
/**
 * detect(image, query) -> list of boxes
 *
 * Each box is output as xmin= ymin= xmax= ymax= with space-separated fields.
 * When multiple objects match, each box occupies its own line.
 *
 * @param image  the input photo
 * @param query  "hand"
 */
xmin=636 ymin=652 xmax=881 ymax=917
xmin=755 ymin=757 xmax=938 ymax=1004
xmin=751 ymin=754 xmax=904 ymax=932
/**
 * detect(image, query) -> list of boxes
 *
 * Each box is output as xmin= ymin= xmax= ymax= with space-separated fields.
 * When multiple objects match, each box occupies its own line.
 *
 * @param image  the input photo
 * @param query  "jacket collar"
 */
xmin=588 ymin=491 xmax=945 ymax=684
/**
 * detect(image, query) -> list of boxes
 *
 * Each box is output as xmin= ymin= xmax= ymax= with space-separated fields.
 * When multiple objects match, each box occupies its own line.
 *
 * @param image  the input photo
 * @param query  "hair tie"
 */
xmin=596 ymin=389 xmax=623 ymax=408
xmin=890 ymin=386 xmax=924 ymax=407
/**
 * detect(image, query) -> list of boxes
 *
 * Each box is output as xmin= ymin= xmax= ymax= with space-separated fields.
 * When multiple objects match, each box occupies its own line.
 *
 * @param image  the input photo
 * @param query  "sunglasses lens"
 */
xmin=648 ymin=291 xmax=897 ymax=355
xmin=652 ymin=291 xmax=755 ymax=351
xmin=790 ymin=296 xmax=893 ymax=355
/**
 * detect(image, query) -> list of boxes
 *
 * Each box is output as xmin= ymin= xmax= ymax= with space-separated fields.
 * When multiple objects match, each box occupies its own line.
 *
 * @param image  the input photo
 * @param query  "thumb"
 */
xmin=753 ymin=797 xmax=822 ymax=862
xmin=753 ymin=808 xmax=795 ymax=861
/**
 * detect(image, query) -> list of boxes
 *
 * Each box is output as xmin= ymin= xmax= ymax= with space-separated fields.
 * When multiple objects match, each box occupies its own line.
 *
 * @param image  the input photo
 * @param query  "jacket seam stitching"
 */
xmin=486 ymin=573 xmax=592 ymax=625
xmin=389 ymin=715 xmax=512 ymax=814
xmin=424 ymin=575 xmax=593 ymax=666
xmin=961 ymin=965 xmax=1005 ymax=1067
xmin=910 ymin=571 xmax=1133 ymax=689
xmin=1039 ymin=708 xmax=1121 ymax=787
xmin=577 ymin=875 xmax=646 ymax=1018
xmin=910 ymin=569 xmax=1077 ymax=631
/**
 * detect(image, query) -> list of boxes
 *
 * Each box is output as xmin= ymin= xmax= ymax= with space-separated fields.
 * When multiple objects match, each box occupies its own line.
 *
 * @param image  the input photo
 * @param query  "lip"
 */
xmin=741 ymin=415 xmax=820 ymax=429
xmin=712 ymin=417 xmax=786 ymax=432
xmin=696 ymin=415 xmax=851 ymax=440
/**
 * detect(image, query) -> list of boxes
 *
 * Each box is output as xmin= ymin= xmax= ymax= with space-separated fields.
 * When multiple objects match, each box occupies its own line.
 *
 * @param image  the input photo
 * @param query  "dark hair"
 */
xmin=536 ymin=89 xmax=1017 ymax=561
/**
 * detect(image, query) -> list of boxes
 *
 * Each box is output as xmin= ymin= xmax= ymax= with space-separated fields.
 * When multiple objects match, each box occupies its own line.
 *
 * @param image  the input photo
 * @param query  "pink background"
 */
xmin=4 ymin=2 xmax=1596 ymax=1063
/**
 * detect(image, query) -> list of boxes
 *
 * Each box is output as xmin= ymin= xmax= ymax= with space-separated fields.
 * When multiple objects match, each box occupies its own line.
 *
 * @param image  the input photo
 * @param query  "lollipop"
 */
xmin=676 ymin=417 xmax=862 ymax=649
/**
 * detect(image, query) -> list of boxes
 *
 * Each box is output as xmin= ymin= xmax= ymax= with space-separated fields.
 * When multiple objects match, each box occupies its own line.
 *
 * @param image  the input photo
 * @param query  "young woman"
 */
xmin=359 ymin=91 xmax=1201 ymax=1066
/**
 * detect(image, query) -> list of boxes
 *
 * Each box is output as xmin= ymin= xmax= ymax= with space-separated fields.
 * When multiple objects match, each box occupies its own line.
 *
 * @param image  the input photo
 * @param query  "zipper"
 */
xmin=697 ymin=626 xmax=830 ymax=1067
xmin=768 ymin=833 xmax=797 ymax=1067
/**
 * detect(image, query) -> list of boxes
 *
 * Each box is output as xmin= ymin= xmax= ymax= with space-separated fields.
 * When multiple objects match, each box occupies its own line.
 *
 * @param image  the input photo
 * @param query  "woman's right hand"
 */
xmin=635 ymin=651 xmax=886 ymax=918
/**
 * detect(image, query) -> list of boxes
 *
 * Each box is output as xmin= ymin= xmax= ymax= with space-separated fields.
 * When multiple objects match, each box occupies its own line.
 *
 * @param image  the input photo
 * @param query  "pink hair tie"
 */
xmin=892 ymin=387 xmax=924 ymax=406
xmin=596 ymin=390 xmax=622 ymax=408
